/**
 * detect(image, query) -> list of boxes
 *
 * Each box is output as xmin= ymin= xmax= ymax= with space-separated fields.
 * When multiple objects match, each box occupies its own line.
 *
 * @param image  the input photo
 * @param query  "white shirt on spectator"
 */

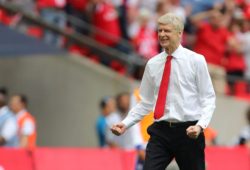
xmin=122 ymin=45 xmax=216 ymax=129
xmin=239 ymin=31 xmax=250 ymax=80
xmin=0 ymin=106 xmax=17 ymax=141
xmin=106 ymin=112 xmax=144 ymax=149
xmin=106 ymin=112 xmax=122 ymax=147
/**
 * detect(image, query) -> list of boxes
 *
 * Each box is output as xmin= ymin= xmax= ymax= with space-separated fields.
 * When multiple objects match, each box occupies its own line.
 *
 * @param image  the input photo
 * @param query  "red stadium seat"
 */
xmin=26 ymin=26 xmax=43 ymax=39
xmin=110 ymin=60 xmax=126 ymax=75
xmin=0 ymin=10 xmax=15 ymax=25
xmin=234 ymin=81 xmax=250 ymax=101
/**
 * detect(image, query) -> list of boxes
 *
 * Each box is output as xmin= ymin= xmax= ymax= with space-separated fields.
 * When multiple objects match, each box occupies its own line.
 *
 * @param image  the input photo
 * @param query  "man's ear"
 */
xmin=178 ymin=31 xmax=182 ymax=39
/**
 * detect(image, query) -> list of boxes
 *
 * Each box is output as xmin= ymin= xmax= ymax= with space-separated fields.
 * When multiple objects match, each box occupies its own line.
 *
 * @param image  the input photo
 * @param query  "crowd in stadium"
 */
xmin=0 ymin=0 xmax=250 ymax=98
xmin=0 ymin=87 xmax=36 ymax=148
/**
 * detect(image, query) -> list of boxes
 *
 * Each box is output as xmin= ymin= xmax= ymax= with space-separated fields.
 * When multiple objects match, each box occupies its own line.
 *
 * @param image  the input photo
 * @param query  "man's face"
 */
xmin=210 ymin=11 xmax=222 ymax=28
xmin=118 ymin=95 xmax=130 ymax=113
xmin=9 ymin=96 xmax=23 ymax=114
xmin=103 ymin=98 xmax=116 ymax=116
xmin=158 ymin=23 xmax=181 ymax=49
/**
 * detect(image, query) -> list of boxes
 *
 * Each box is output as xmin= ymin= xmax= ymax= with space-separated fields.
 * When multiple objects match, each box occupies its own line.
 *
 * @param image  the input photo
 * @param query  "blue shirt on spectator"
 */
xmin=96 ymin=115 xmax=107 ymax=147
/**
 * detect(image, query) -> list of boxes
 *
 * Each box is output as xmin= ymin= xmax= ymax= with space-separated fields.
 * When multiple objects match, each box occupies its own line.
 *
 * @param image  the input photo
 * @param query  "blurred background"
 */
xmin=0 ymin=0 xmax=249 ymax=170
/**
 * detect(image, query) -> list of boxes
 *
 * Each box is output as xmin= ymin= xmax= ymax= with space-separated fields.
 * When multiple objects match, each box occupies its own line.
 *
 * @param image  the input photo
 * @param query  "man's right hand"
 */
xmin=111 ymin=123 xmax=126 ymax=136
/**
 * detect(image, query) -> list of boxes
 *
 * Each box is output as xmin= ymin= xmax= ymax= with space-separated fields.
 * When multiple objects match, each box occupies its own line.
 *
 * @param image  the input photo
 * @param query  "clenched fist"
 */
xmin=111 ymin=123 xmax=126 ymax=136
xmin=186 ymin=125 xmax=202 ymax=139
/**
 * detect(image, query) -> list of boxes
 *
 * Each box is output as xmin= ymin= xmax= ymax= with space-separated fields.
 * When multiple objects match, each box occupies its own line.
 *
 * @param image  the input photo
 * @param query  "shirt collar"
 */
xmin=164 ymin=44 xmax=183 ymax=59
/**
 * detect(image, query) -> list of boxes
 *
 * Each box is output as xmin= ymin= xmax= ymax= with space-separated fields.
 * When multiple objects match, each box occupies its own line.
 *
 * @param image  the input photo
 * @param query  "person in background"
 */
xmin=113 ymin=92 xmax=144 ymax=149
xmin=96 ymin=96 xmax=116 ymax=147
xmin=90 ymin=0 xmax=121 ymax=49
xmin=190 ymin=9 xmax=232 ymax=94
xmin=130 ymin=88 xmax=154 ymax=143
xmin=240 ymin=19 xmax=250 ymax=91
xmin=36 ymin=0 xmax=67 ymax=47
xmin=9 ymin=95 xmax=36 ymax=149
xmin=66 ymin=0 xmax=90 ymax=35
xmin=106 ymin=92 xmax=145 ymax=170
xmin=0 ymin=88 xmax=18 ymax=147
xmin=224 ymin=19 xmax=246 ymax=95
xmin=237 ymin=107 xmax=250 ymax=149
xmin=129 ymin=8 xmax=158 ymax=60
xmin=204 ymin=127 xmax=217 ymax=146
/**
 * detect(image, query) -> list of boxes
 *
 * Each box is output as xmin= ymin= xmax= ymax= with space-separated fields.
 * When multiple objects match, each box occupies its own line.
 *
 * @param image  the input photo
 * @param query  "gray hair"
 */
xmin=157 ymin=13 xmax=184 ymax=33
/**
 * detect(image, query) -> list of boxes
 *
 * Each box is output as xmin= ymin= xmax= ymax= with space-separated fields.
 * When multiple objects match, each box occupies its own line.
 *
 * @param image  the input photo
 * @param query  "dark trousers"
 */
xmin=143 ymin=121 xmax=205 ymax=170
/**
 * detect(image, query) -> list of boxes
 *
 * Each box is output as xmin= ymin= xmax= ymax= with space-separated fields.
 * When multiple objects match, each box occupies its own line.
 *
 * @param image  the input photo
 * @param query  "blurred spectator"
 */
xmin=1 ymin=0 xmax=35 ymax=12
xmin=191 ymin=9 xmax=231 ymax=67
xmin=129 ymin=8 xmax=158 ymax=59
xmin=105 ymin=111 xmax=121 ymax=148
xmin=240 ymin=19 xmax=250 ymax=84
xmin=106 ymin=92 xmax=145 ymax=169
xmin=204 ymin=127 xmax=217 ymax=146
xmin=103 ymin=93 xmax=146 ymax=166
xmin=95 ymin=96 xmax=116 ymax=147
xmin=91 ymin=0 xmax=122 ymax=50
xmin=0 ymin=88 xmax=18 ymax=147
xmin=9 ymin=95 xmax=36 ymax=149
xmin=165 ymin=0 xmax=187 ymax=23
xmin=224 ymin=19 xmax=246 ymax=95
xmin=110 ymin=0 xmax=129 ymax=40
xmin=126 ymin=0 xmax=158 ymax=15
xmin=190 ymin=9 xmax=234 ymax=94
xmin=37 ymin=0 xmax=67 ymax=46
xmin=66 ymin=0 xmax=91 ymax=35
xmin=130 ymin=88 xmax=154 ymax=170
xmin=115 ymin=92 xmax=144 ymax=149
xmin=237 ymin=107 xmax=250 ymax=148
xmin=130 ymin=87 xmax=153 ymax=143
xmin=155 ymin=0 xmax=168 ymax=18
xmin=181 ymin=0 xmax=223 ymax=15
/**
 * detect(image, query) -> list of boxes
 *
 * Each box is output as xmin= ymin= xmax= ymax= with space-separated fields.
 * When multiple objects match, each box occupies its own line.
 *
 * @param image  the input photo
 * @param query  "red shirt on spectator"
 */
xmin=68 ymin=0 xmax=87 ymax=11
xmin=92 ymin=2 xmax=121 ymax=46
xmin=194 ymin=23 xmax=230 ymax=66
xmin=225 ymin=51 xmax=246 ymax=72
xmin=224 ymin=33 xmax=246 ymax=72
xmin=133 ymin=26 xmax=158 ymax=59
xmin=37 ymin=0 xmax=66 ymax=9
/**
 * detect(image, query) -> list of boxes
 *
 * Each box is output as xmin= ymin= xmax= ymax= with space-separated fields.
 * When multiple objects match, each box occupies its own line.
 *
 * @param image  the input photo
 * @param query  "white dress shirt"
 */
xmin=106 ymin=112 xmax=123 ymax=147
xmin=122 ymin=45 xmax=216 ymax=129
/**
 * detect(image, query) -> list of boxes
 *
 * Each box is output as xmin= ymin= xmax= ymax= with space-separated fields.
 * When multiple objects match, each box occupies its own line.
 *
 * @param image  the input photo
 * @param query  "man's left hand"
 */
xmin=186 ymin=125 xmax=202 ymax=139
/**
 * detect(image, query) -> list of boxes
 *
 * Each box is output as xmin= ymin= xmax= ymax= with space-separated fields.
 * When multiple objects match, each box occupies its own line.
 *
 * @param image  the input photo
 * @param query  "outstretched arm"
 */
xmin=111 ymin=63 xmax=155 ymax=136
